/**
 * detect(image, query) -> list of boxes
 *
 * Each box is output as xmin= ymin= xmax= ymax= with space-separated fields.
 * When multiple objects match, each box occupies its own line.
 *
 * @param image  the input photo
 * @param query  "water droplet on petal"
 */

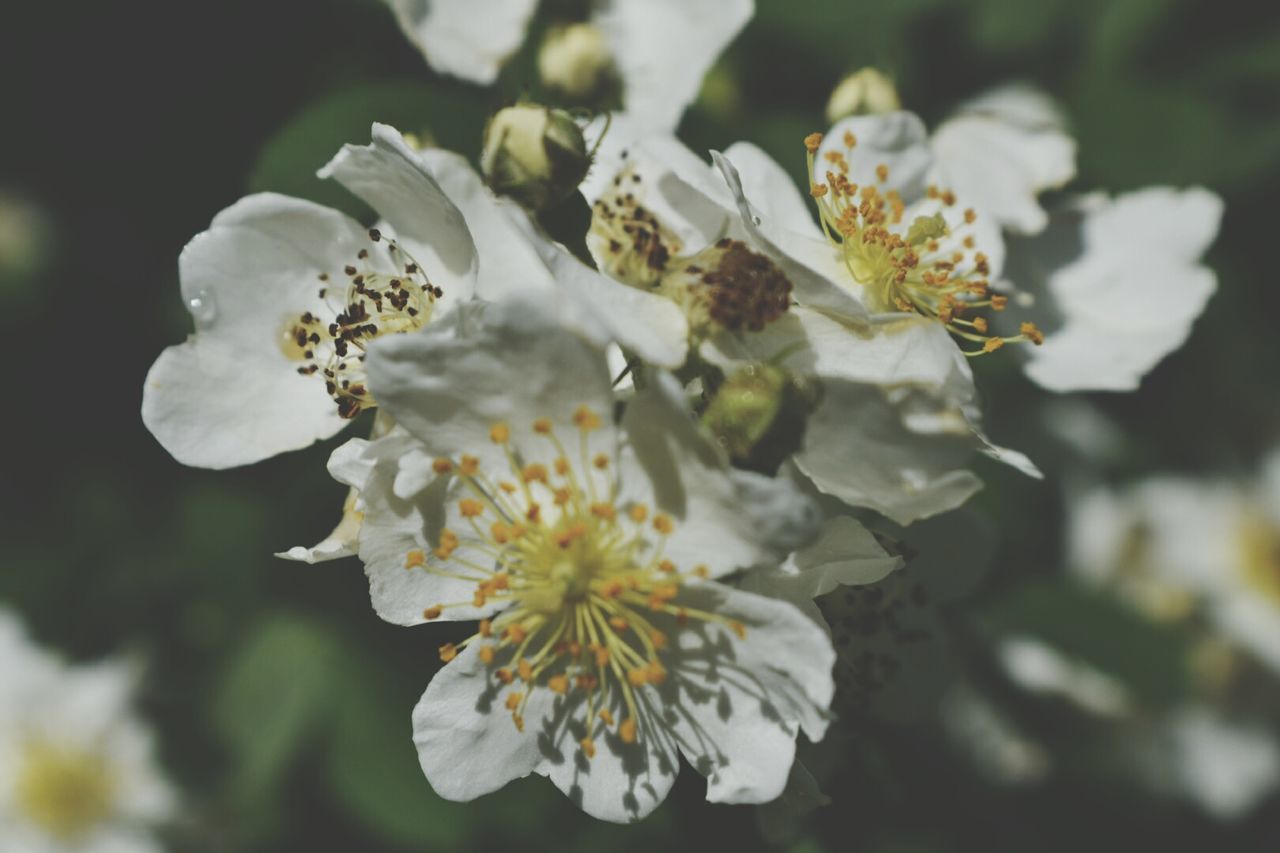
xmin=186 ymin=290 xmax=217 ymax=327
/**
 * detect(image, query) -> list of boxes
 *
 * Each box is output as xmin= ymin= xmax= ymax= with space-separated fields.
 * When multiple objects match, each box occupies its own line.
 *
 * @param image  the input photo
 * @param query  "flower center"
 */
xmin=282 ymin=228 xmax=440 ymax=418
xmin=804 ymin=132 xmax=1042 ymax=356
xmin=16 ymin=739 xmax=117 ymax=840
xmin=588 ymin=165 xmax=684 ymax=290
xmin=1237 ymin=514 xmax=1280 ymax=608
xmin=409 ymin=407 xmax=743 ymax=759
xmin=660 ymin=238 xmax=792 ymax=336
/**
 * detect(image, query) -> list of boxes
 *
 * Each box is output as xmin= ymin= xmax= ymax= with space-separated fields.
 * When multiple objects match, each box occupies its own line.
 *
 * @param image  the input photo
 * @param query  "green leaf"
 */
xmin=248 ymin=80 xmax=492 ymax=220
xmin=213 ymin=614 xmax=343 ymax=801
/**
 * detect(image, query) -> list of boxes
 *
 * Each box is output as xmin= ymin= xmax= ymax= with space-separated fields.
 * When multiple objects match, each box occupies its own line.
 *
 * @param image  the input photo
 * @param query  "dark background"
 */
xmin=3 ymin=0 xmax=1280 ymax=849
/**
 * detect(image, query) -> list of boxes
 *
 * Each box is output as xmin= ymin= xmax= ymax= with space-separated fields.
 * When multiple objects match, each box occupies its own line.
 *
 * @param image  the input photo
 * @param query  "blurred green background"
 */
xmin=3 ymin=0 xmax=1280 ymax=849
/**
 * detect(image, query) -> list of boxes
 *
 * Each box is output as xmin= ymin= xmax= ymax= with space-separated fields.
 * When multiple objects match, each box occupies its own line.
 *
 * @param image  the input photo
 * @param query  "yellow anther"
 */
xmin=627 ymin=668 xmax=649 ymax=687
xmin=653 ymin=514 xmax=673 ymax=534
xmin=658 ymin=559 xmax=676 ymax=574
xmin=505 ymin=692 xmax=523 ymax=711
xmin=580 ymin=737 xmax=596 ymax=759
xmin=548 ymin=674 xmax=569 ymax=694
xmin=620 ymin=717 xmax=637 ymax=743
xmin=522 ymin=463 xmax=548 ymax=483
xmin=432 ymin=458 xmax=453 ymax=474
xmin=1020 ymin=321 xmax=1045 ymax=345
xmin=842 ymin=130 xmax=857 ymax=148
xmin=499 ymin=481 xmax=517 ymax=494
xmin=554 ymin=522 xmax=588 ymax=548
xmin=991 ymin=294 xmax=1008 ymax=310
xmin=478 ymin=645 xmax=496 ymax=665
xmin=473 ymin=589 xmax=488 ymax=608
xmin=459 ymin=498 xmax=484 ymax=517
xmin=490 ymin=423 xmax=510 ymax=444
xmin=512 ymin=713 xmax=525 ymax=732
xmin=972 ymin=317 xmax=988 ymax=334
xmin=599 ymin=709 xmax=615 ymax=727
xmin=650 ymin=630 xmax=668 ymax=649
xmin=506 ymin=624 xmax=529 ymax=643
xmin=573 ymin=405 xmax=602 ymax=431
xmin=592 ymin=644 xmax=610 ymax=667
xmin=554 ymin=457 xmax=570 ymax=476
xmin=875 ymin=164 xmax=889 ymax=183
xmin=526 ymin=504 xmax=542 ymax=523
xmin=693 ymin=564 xmax=710 ymax=579
xmin=422 ymin=605 xmax=443 ymax=620
xmin=492 ymin=573 xmax=510 ymax=590
xmin=518 ymin=659 xmax=533 ymax=681
xmin=496 ymin=668 xmax=514 ymax=684
xmin=593 ymin=453 xmax=610 ymax=469
xmin=647 ymin=662 xmax=667 ymax=684
xmin=576 ymin=674 xmax=598 ymax=691
xmin=609 ymin=616 xmax=629 ymax=631
xmin=804 ymin=132 xmax=824 ymax=153
xmin=554 ymin=488 xmax=573 ymax=506
xmin=964 ymin=208 xmax=976 ymax=224
xmin=439 ymin=643 xmax=458 ymax=662
xmin=730 ymin=621 xmax=747 ymax=639
xmin=405 ymin=550 xmax=426 ymax=569
xmin=533 ymin=417 xmax=553 ymax=434
xmin=983 ymin=337 xmax=1005 ymax=353
xmin=459 ymin=455 xmax=480 ymax=476
xmin=479 ymin=619 xmax=493 ymax=637
xmin=629 ymin=504 xmax=649 ymax=523
xmin=491 ymin=521 xmax=511 ymax=544
xmin=590 ymin=502 xmax=616 ymax=520
xmin=811 ymin=184 xmax=829 ymax=198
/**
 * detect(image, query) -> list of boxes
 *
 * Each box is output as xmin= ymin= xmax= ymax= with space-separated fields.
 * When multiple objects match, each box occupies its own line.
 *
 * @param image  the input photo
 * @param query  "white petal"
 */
xmin=365 ymin=297 xmax=616 ymax=467
xmin=319 ymin=123 xmax=478 ymax=310
xmin=930 ymin=84 xmax=1076 ymax=235
xmin=384 ymin=0 xmax=538 ymax=84
xmin=619 ymin=375 xmax=819 ymax=578
xmin=740 ymin=515 xmax=902 ymax=627
xmin=815 ymin=112 xmax=934 ymax=202
xmin=413 ymin=642 xmax=557 ymax=800
xmin=661 ymin=583 xmax=834 ymax=803
xmin=795 ymin=382 xmax=984 ymax=525
xmin=141 ymin=193 xmax=361 ymax=468
xmin=720 ymin=141 xmax=820 ymax=238
xmin=595 ymin=0 xmax=753 ymax=132
xmin=1082 ymin=186 xmax=1222 ymax=263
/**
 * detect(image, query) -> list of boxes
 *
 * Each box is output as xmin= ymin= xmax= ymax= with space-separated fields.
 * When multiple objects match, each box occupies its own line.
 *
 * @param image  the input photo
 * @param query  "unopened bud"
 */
xmin=538 ymin=23 xmax=617 ymax=103
xmin=702 ymin=364 xmax=817 ymax=471
xmin=480 ymin=105 xmax=591 ymax=211
xmin=826 ymin=68 xmax=901 ymax=124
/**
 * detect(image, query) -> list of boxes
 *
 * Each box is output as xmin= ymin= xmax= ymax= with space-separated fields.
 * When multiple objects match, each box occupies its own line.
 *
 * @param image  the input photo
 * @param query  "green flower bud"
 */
xmin=702 ymin=364 xmax=817 ymax=472
xmin=825 ymin=68 xmax=901 ymax=124
xmin=480 ymin=105 xmax=591 ymax=211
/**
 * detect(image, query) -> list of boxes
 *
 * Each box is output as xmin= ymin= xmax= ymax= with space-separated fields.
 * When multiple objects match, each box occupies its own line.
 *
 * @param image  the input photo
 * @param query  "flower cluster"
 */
xmin=140 ymin=0 xmax=1222 ymax=827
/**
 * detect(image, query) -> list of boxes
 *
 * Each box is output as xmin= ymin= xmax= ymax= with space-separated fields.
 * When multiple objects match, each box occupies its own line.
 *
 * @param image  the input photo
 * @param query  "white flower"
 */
xmin=1068 ymin=452 xmax=1280 ymax=674
xmin=341 ymin=297 xmax=834 ymax=822
xmin=385 ymin=0 xmax=752 ymax=132
xmin=927 ymin=84 xmax=1077 ymax=236
xmin=0 ymin=610 xmax=175 ymax=853
xmin=582 ymin=127 xmax=1040 ymax=523
xmin=142 ymin=123 xmax=478 ymax=469
xmin=1006 ymin=186 xmax=1222 ymax=392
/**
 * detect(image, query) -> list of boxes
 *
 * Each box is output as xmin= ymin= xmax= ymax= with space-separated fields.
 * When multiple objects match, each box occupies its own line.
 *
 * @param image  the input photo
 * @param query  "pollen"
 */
xmin=405 ymin=549 xmax=426 ymax=569
xmin=804 ymin=132 xmax=824 ymax=153
xmin=805 ymin=132 xmax=1043 ymax=355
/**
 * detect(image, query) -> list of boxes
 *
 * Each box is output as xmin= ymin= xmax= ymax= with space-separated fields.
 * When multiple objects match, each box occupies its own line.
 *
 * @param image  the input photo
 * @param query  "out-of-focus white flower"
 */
xmin=1134 ymin=706 xmax=1280 ymax=819
xmin=1068 ymin=452 xmax=1280 ymax=674
xmin=385 ymin=0 xmax=752 ymax=132
xmin=928 ymin=85 xmax=1076 ymax=236
xmin=1005 ymin=186 xmax=1221 ymax=393
xmin=997 ymin=635 xmax=1132 ymax=717
xmin=142 ymin=123 xmax=479 ymax=469
xmin=538 ymin=22 xmax=617 ymax=101
xmin=0 ymin=610 xmax=175 ymax=853
xmin=339 ymin=296 xmax=832 ymax=822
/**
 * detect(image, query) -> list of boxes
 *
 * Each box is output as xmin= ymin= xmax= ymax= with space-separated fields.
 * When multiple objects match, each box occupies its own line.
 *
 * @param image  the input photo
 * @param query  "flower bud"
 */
xmin=538 ymin=23 xmax=617 ymax=103
xmin=825 ymin=68 xmax=901 ymax=124
xmin=702 ymin=364 xmax=817 ymax=471
xmin=480 ymin=105 xmax=591 ymax=211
